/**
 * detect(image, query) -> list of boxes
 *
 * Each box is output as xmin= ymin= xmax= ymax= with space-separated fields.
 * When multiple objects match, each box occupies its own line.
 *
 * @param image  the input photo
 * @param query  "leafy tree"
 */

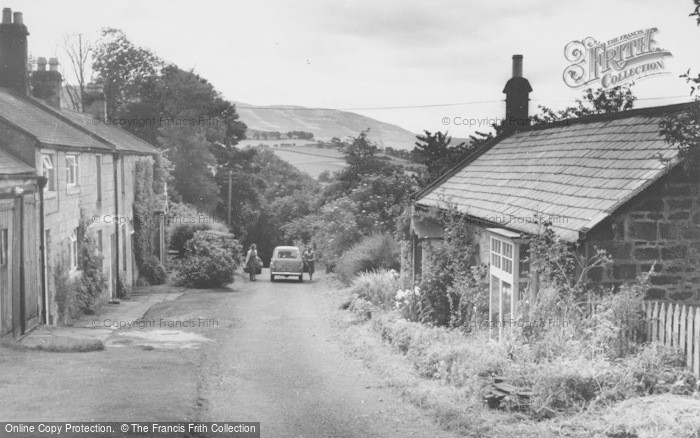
xmin=413 ymin=130 xmax=472 ymax=182
xmin=160 ymin=125 xmax=220 ymax=213
xmin=531 ymin=86 xmax=636 ymax=124
xmin=92 ymin=28 xmax=163 ymax=119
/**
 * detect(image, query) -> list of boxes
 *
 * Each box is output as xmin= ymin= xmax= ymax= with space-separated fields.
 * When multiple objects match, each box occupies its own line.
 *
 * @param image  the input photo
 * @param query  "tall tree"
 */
xmin=61 ymin=33 xmax=94 ymax=111
xmin=413 ymin=130 xmax=471 ymax=182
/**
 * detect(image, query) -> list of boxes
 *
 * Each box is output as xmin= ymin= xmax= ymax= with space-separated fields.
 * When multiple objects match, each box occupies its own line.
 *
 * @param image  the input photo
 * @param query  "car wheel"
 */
xmin=270 ymin=275 xmax=275 ymax=282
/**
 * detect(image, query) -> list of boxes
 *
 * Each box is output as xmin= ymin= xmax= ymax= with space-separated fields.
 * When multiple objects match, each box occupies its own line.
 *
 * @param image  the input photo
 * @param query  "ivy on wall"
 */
xmin=133 ymin=159 xmax=166 ymax=284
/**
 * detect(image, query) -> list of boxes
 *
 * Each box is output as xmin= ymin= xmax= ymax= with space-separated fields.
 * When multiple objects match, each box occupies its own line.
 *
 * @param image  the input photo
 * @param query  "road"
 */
xmin=0 ymin=270 xmax=457 ymax=437
xmin=195 ymin=269 xmax=457 ymax=437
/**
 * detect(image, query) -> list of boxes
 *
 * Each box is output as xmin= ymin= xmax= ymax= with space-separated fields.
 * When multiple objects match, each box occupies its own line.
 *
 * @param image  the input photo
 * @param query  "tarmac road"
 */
xmin=198 ymin=269 xmax=458 ymax=438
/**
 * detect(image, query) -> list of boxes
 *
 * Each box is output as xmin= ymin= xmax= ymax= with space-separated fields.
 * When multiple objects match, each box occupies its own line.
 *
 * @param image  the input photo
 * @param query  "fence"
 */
xmin=644 ymin=301 xmax=700 ymax=378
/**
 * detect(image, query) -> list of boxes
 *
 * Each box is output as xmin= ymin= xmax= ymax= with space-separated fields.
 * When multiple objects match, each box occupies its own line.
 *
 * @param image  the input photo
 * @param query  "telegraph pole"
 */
xmin=227 ymin=169 xmax=232 ymax=229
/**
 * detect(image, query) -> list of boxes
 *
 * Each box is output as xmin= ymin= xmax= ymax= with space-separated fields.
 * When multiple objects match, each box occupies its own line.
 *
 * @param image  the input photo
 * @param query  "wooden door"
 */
xmin=0 ymin=200 xmax=12 ymax=337
xmin=22 ymin=194 xmax=39 ymax=329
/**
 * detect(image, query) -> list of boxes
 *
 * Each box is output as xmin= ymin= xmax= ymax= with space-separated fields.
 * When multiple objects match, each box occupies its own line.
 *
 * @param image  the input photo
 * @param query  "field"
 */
xmin=239 ymin=140 xmax=424 ymax=179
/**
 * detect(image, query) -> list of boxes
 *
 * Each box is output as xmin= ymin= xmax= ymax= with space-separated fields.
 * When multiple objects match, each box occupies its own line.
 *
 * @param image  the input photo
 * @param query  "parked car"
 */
xmin=269 ymin=246 xmax=304 ymax=282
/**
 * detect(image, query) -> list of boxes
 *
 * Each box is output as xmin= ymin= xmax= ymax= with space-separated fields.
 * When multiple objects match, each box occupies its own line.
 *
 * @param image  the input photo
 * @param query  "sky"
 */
xmin=14 ymin=0 xmax=700 ymax=137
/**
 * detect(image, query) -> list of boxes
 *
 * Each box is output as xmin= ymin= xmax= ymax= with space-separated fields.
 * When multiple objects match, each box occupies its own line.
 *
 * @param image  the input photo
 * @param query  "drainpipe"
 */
xmin=37 ymin=176 xmax=48 ymax=324
xmin=113 ymin=154 xmax=120 ymax=299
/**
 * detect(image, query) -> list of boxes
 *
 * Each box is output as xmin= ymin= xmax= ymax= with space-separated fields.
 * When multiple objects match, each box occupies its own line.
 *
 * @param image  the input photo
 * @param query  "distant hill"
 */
xmin=234 ymin=102 xmax=418 ymax=151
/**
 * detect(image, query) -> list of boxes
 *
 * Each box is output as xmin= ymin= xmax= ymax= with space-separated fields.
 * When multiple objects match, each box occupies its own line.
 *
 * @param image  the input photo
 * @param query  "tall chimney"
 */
xmin=31 ymin=56 xmax=62 ymax=109
xmin=503 ymin=54 xmax=532 ymax=131
xmin=83 ymin=78 xmax=107 ymax=121
xmin=0 ymin=8 xmax=29 ymax=95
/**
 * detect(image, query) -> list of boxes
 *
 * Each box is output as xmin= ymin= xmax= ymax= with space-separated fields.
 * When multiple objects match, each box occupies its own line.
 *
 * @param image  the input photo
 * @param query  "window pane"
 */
xmin=504 ymin=258 xmax=512 ymax=274
xmin=503 ymin=242 xmax=512 ymax=258
xmin=491 ymin=253 xmax=500 ymax=269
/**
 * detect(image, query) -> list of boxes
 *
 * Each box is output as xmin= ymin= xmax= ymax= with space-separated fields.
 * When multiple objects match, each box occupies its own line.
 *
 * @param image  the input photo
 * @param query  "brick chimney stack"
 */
xmin=0 ymin=7 xmax=29 ymax=95
xmin=31 ymin=56 xmax=62 ymax=109
xmin=83 ymin=78 xmax=107 ymax=121
xmin=503 ymin=54 xmax=532 ymax=131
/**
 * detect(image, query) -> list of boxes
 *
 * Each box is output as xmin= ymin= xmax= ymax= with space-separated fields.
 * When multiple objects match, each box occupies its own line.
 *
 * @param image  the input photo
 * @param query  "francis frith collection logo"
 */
xmin=563 ymin=28 xmax=672 ymax=89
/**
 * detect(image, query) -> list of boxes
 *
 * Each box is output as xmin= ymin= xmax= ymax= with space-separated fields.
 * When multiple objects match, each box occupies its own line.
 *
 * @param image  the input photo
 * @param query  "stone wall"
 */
xmin=586 ymin=167 xmax=700 ymax=303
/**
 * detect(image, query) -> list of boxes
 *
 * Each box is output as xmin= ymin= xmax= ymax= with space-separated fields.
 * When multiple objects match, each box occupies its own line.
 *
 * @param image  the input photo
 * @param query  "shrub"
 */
xmin=168 ymin=203 xmax=229 ymax=257
xmin=336 ymin=234 xmax=400 ymax=285
xmin=175 ymin=231 xmax=241 ymax=288
xmin=116 ymin=276 xmax=132 ymax=299
xmin=54 ymin=262 xmax=80 ymax=325
xmin=139 ymin=255 xmax=167 ymax=285
xmin=349 ymin=270 xmax=400 ymax=309
xmin=76 ymin=212 xmax=107 ymax=314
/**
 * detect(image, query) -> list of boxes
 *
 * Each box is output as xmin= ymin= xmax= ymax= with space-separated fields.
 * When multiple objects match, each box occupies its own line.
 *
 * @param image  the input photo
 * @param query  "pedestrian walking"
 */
xmin=302 ymin=246 xmax=316 ymax=281
xmin=245 ymin=244 xmax=258 ymax=281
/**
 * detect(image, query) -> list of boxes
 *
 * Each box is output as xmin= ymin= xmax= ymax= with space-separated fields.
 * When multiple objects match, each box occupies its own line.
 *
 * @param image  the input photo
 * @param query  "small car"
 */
xmin=269 ymin=246 xmax=304 ymax=282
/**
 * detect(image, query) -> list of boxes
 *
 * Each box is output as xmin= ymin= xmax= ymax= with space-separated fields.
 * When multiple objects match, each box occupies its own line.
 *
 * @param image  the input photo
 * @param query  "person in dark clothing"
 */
xmin=302 ymin=246 xmax=316 ymax=281
xmin=245 ymin=244 xmax=258 ymax=281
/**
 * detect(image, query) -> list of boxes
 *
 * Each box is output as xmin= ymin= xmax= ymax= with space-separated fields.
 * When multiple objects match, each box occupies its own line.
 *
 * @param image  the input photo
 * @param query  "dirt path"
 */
xmin=198 ymin=270 xmax=458 ymax=438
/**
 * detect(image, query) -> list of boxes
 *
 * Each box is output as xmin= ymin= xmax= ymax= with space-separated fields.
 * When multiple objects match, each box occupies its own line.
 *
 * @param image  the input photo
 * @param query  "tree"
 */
xmin=92 ymin=28 xmax=163 ymax=119
xmin=659 ymin=0 xmax=700 ymax=170
xmin=61 ymin=33 xmax=94 ymax=111
xmin=160 ymin=125 xmax=220 ymax=213
xmin=531 ymin=86 xmax=636 ymax=124
xmin=413 ymin=130 xmax=472 ymax=182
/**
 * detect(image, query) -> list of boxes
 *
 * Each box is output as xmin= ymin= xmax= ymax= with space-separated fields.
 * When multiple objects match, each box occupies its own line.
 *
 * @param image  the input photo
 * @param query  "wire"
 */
xmin=235 ymin=95 xmax=693 ymax=111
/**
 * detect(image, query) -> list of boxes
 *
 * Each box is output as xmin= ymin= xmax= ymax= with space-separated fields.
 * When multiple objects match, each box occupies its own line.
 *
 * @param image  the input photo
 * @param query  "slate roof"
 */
xmin=0 ymin=87 xmax=111 ymax=151
xmin=415 ymin=103 xmax=693 ymax=241
xmin=0 ymin=148 xmax=33 ymax=175
xmin=60 ymin=109 xmax=158 ymax=155
xmin=0 ymin=87 xmax=158 ymax=155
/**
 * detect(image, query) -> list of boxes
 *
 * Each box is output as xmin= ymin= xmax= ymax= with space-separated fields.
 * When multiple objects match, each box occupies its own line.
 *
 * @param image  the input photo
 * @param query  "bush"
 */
xmin=168 ymin=204 xmax=229 ymax=257
xmin=336 ymin=234 xmax=400 ymax=285
xmin=139 ymin=256 xmax=167 ymax=285
xmin=175 ymin=231 xmax=241 ymax=288
xmin=116 ymin=276 xmax=132 ymax=299
xmin=348 ymin=270 xmax=400 ymax=309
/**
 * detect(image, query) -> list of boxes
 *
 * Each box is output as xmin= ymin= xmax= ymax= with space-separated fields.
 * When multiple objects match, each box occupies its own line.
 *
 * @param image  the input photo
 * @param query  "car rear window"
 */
xmin=276 ymin=250 xmax=300 ymax=259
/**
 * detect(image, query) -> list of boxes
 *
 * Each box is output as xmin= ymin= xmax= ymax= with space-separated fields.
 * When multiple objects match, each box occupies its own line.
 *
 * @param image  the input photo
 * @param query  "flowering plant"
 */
xmin=395 ymin=286 xmax=423 ymax=321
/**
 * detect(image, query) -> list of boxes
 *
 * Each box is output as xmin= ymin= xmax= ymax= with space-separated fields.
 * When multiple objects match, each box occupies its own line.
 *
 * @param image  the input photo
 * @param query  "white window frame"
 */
xmin=66 ymin=154 xmax=79 ymax=188
xmin=42 ymin=154 xmax=55 ymax=192
xmin=68 ymin=229 xmax=78 ymax=271
xmin=487 ymin=228 xmax=521 ymax=341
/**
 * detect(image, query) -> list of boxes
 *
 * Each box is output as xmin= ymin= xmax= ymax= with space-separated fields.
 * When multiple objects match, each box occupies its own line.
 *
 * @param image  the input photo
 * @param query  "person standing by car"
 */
xmin=245 ymin=244 xmax=258 ymax=281
xmin=302 ymin=246 xmax=316 ymax=282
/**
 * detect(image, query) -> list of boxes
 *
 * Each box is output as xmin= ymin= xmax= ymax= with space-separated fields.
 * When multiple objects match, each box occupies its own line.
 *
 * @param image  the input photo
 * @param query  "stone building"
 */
xmin=0 ymin=8 xmax=161 ymax=336
xmin=412 ymin=55 xmax=700 ymax=328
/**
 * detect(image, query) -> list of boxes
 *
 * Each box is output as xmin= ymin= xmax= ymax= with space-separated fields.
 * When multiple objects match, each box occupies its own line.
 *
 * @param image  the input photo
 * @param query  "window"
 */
xmin=487 ymin=229 xmax=522 ymax=341
xmin=68 ymin=229 xmax=78 ymax=271
xmin=491 ymin=237 xmax=514 ymax=274
xmin=0 ymin=228 xmax=8 ymax=266
xmin=66 ymin=155 xmax=79 ymax=188
xmin=42 ymin=154 xmax=55 ymax=192
xmin=95 ymin=155 xmax=102 ymax=206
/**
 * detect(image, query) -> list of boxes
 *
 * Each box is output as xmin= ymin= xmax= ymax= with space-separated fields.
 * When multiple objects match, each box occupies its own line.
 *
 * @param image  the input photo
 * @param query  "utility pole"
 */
xmin=227 ymin=169 xmax=232 ymax=229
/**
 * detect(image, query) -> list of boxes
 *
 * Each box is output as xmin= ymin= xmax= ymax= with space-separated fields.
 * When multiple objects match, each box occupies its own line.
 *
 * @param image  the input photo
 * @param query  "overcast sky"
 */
xmin=16 ymin=0 xmax=700 ymax=136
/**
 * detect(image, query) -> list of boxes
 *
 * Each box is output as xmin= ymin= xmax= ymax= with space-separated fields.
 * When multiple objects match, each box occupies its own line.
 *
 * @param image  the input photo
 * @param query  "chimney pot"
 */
xmin=12 ymin=11 xmax=22 ymax=25
xmin=2 ymin=8 xmax=10 ymax=24
xmin=48 ymin=57 xmax=58 ymax=71
xmin=512 ymin=54 xmax=523 ymax=78
xmin=37 ymin=56 xmax=47 ymax=71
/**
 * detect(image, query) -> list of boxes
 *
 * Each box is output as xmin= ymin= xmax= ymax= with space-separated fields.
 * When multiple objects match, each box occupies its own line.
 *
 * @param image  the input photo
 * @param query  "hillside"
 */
xmin=234 ymin=102 xmax=418 ymax=151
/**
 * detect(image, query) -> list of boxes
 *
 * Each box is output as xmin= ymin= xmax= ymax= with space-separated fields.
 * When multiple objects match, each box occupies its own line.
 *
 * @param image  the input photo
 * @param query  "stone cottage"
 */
xmin=412 ymin=54 xmax=700 ymax=329
xmin=0 ymin=8 xmax=161 ymax=337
